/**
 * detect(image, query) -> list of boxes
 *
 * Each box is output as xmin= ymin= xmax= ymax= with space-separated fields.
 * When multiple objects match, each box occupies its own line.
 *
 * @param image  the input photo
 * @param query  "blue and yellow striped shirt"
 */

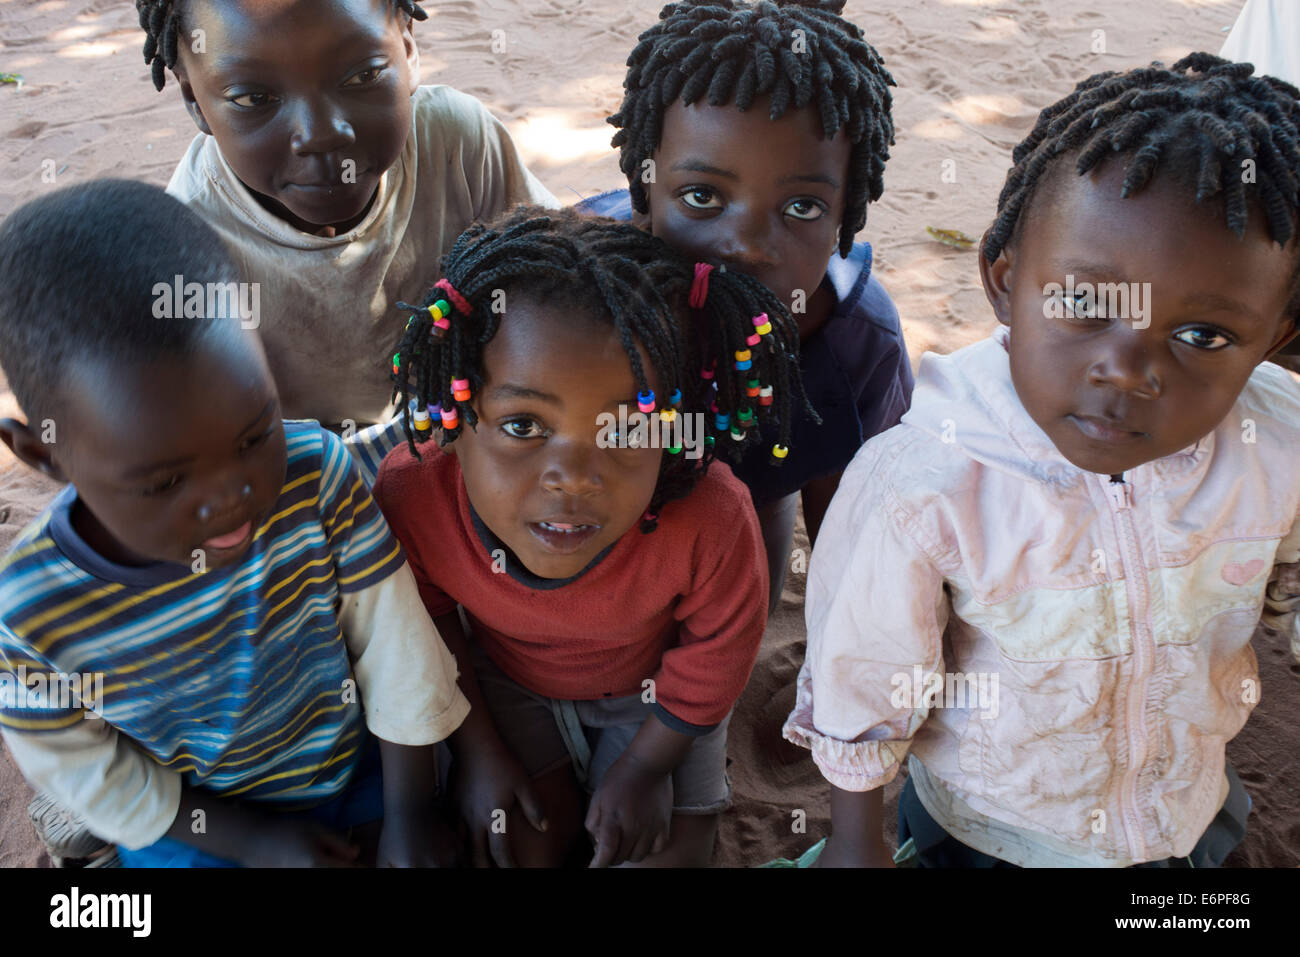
xmin=0 ymin=421 xmax=406 ymax=806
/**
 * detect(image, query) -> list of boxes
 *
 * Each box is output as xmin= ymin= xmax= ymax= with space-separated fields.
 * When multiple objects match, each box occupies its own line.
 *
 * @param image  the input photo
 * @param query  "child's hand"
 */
xmin=240 ymin=818 xmax=361 ymax=868
xmin=454 ymin=740 xmax=549 ymax=867
xmin=377 ymin=807 xmax=460 ymax=868
xmin=585 ymin=753 xmax=673 ymax=867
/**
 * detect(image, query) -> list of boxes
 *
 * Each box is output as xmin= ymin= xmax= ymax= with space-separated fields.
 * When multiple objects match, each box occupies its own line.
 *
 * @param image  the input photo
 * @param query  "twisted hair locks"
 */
xmin=136 ymin=0 xmax=427 ymax=90
xmin=608 ymin=0 xmax=895 ymax=257
xmin=985 ymin=53 xmax=1300 ymax=262
xmin=389 ymin=207 xmax=815 ymax=531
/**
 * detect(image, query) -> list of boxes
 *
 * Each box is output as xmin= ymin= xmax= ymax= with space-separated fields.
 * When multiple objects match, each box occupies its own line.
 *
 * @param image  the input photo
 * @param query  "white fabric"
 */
xmin=1220 ymin=0 xmax=1300 ymax=86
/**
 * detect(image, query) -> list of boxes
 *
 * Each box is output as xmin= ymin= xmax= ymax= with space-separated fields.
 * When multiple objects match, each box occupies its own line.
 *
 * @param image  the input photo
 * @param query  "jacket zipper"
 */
xmin=1106 ymin=472 xmax=1151 ymax=862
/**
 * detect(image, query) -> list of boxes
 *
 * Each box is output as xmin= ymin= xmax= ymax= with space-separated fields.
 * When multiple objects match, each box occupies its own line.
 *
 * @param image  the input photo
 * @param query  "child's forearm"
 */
xmin=378 ymin=739 xmax=438 ymax=815
xmin=432 ymin=611 xmax=510 ymax=761
xmin=162 ymin=786 xmax=272 ymax=861
xmin=623 ymin=713 xmax=694 ymax=775
xmin=824 ymin=784 xmax=893 ymax=866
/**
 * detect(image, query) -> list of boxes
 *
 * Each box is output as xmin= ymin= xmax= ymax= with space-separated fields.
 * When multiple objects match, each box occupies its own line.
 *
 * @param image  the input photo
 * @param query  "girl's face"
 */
xmin=643 ymin=99 xmax=851 ymax=338
xmin=449 ymin=297 xmax=666 ymax=580
xmin=174 ymin=0 xmax=419 ymax=234
xmin=981 ymin=159 xmax=1298 ymax=476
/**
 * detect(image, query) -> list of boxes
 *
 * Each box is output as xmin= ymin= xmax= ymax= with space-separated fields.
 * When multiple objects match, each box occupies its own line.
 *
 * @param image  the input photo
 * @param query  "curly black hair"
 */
xmin=388 ymin=206 xmax=815 ymax=532
xmin=608 ymin=0 xmax=895 ymax=257
xmin=985 ymin=53 xmax=1300 ymax=263
xmin=0 ymin=180 xmax=240 ymax=424
xmin=136 ymin=0 xmax=427 ymax=91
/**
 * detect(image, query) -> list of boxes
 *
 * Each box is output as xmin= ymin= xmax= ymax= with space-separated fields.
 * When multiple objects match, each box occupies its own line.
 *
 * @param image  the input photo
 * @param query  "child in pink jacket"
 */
xmin=784 ymin=54 xmax=1300 ymax=867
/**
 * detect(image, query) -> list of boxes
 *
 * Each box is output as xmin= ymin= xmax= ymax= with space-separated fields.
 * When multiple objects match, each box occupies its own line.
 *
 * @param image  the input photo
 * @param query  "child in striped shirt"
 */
xmin=0 ymin=180 xmax=468 ymax=867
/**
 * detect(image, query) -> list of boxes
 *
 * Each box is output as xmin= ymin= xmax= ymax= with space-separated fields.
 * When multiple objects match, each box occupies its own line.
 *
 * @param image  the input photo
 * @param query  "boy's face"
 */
xmin=175 ymin=0 xmax=420 ymax=234
xmin=448 ymin=297 xmax=665 ymax=580
xmin=34 ymin=328 xmax=287 ymax=571
xmin=643 ymin=99 xmax=851 ymax=334
xmin=981 ymin=160 xmax=1298 ymax=476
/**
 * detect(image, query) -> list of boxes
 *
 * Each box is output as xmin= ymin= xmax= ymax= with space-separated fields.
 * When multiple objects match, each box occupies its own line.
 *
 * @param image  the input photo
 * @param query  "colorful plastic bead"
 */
xmin=746 ymin=378 xmax=761 ymax=398
xmin=738 ymin=407 xmax=756 ymax=429
xmin=770 ymin=443 xmax=790 ymax=466
xmin=440 ymin=407 xmax=459 ymax=428
xmin=637 ymin=390 xmax=656 ymax=414
xmin=746 ymin=333 xmax=762 ymax=347
xmin=715 ymin=412 xmax=730 ymax=431
xmin=660 ymin=408 xmax=677 ymax=423
xmin=670 ymin=389 xmax=682 ymax=408
xmin=705 ymin=435 xmax=716 ymax=448
xmin=452 ymin=377 xmax=471 ymax=402
xmin=730 ymin=425 xmax=745 ymax=441
xmin=667 ymin=444 xmax=683 ymax=455
xmin=392 ymin=352 xmax=401 ymax=374
xmin=759 ymin=386 xmax=774 ymax=407
xmin=701 ymin=366 xmax=715 ymax=381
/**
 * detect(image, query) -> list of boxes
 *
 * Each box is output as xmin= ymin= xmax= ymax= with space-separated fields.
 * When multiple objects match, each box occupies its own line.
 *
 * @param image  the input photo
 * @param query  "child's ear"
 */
xmin=0 ymin=418 xmax=67 ymax=482
xmin=1263 ymin=315 xmax=1298 ymax=360
xmin=173 ymin=64 xmax=214 ymax=136
xmin=978 ymin=228 xmax=1014 ymax=327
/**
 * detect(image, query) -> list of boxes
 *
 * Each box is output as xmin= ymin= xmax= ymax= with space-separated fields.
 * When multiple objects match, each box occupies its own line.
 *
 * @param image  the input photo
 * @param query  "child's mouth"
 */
xmin=1069 ymin=414 xmax=1147 ymax=444
xmin=202 ymin=521 xmax=253 ymax=553
xmin=528 ymin=521 xmax=602 ymax=555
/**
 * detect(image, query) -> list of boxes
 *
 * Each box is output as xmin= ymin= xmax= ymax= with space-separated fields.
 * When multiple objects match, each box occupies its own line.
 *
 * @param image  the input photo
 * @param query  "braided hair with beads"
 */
xmin=389 ymin=206 xmax=814 ymax=533
xmin=135 ymin=0 xmax=428 ymax=91
xmin=985 ymin=53 xmax=1300 ymax=264
xmin=608 ymin=0 xmax=895 ymax=258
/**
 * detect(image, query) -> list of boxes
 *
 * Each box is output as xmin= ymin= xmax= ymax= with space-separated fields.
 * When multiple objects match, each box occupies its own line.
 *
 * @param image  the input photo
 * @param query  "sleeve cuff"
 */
xmin=780 ymin=716 xmax=907 ymax=792
xmin=651 ymin=701 xmax=719 ymax=738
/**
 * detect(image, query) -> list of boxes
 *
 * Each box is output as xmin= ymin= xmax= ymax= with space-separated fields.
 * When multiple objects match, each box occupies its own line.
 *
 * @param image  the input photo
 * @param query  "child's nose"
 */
xmin=1086 ymin=334 xmax=1162 ymax=399
xmin=722 ymin=209 xmax=780 ymax=271
xmin=540 ymin=441 xmax=604 ymax=497
xmin=195 ymin=480 xmax=254 ymax=524
xmin=289 ymin=96 xmax=356 ymax=155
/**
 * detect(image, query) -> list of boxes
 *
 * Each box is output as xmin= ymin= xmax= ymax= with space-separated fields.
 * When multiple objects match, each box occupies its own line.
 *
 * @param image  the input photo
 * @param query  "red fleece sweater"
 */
xmin=372 ymin=443 xmax=768 ymax=732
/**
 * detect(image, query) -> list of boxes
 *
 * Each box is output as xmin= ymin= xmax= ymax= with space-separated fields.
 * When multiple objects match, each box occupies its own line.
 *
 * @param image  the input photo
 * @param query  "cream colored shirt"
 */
xmin=166 ymin=85 xmax=558 ymax=426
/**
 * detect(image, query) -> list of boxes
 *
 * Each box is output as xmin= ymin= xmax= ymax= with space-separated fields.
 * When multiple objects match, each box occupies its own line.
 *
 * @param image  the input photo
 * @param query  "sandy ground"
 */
xmin=3 ymin=0 xmax=1297 ymax=868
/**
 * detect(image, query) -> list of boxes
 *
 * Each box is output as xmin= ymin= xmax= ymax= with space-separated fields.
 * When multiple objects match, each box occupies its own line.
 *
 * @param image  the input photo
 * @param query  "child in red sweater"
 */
xmin=372 ymin=207 xmax=809 ymax=866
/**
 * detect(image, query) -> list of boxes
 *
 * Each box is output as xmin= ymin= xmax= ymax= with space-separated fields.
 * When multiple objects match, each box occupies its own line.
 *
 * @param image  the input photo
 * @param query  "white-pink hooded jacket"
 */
xmin=783 ymin=327 xmax=1300 ymax=865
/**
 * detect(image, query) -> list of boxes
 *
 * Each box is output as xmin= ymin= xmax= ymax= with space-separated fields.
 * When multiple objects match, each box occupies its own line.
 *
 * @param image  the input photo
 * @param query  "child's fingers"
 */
xmin=514 ymin=781 xmax=550 ymax=834
xmin=488 ymin=803 xmax=519 ymax=869
xmin=315 ymin=826 xmax=360 ymax=862
xmin=488 ymin=827 xmax=518 ymax=869
xmin=649 ymin=825 xmax=670 ymax=858
xmin=626 ymin=827 xmax=656 ymax=864
xmin=468 ymin=820 xmax=493 ymax=868
xmin=589 ymin=818 xmax=625 ymax=868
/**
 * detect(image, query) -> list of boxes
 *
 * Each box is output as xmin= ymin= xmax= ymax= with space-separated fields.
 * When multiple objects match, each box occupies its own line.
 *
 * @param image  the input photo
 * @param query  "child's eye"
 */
xmin=142 ymin=475 xmax=182 ymax=497
xmin=501 ymin=417 xmax=548 ymax=440
xmin=679 ymin=187 xmax=722 ymax=211
xmin=240 ymin=428 xmax=275 ymax=453
xmin=229 ymin=91 xmax=278 ymax=109
xmin=343 ymin=65 xmax=386 ymax=87
xmin=785 ymin=198 xmax=826 ymax=221
xmin=1061 ymin=292 xmax=1098 ymax=320
xmin=1173 ymin=326 xmax=1233 ymax=350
